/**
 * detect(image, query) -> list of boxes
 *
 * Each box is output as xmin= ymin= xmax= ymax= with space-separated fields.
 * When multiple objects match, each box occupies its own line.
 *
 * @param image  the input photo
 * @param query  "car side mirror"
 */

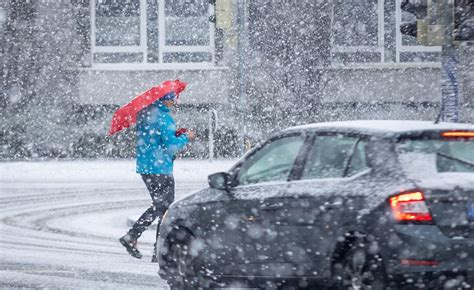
xmin=208 ymin=172 xmax=232 ymax=191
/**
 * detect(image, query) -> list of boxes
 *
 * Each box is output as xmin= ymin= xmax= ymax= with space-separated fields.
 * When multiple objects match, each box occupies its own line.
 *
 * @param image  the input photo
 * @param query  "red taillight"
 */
xmin=389 ymin=191 xmax=433 ymax=222
xmin=400 ymin=259 xmax=439 ymax=267
xmin=441 ymin=131 xmax=474 ymax=138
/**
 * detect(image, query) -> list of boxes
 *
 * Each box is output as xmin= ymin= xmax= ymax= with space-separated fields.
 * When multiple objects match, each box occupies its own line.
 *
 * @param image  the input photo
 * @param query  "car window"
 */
xmin=397 ymin=138 xmax=474 ymax=174
xmin=237 ymin=135 xmax=305 ymax=185
xmin=346 ymin=140 xmax=370 ymax=177
xmin=302 ymin=135 xmax=368 ymax=179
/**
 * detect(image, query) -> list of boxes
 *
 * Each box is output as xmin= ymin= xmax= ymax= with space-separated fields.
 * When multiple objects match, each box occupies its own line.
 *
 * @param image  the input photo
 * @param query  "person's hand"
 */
xmin=175 ymin=128 xmax=187 ymax=136
xmin=187 ymin=130 xmax=196 ymax=141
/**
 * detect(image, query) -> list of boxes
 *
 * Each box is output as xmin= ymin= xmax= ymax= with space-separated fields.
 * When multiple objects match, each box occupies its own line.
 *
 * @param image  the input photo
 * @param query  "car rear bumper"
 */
xmin=381 ymin=224 xmax=474 ymax=276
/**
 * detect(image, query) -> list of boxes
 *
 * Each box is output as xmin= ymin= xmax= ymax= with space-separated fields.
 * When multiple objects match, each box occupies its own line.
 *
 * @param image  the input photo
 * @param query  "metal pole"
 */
xmin=208 ymin=108 xmax=217 ymax=161
xmin=237 ymin=0 xmax=247 ymax=155
xmin=440 ymin=0 xmax=460 ymax=122
xmin=209 ymin=110 xmax=214 ymax=161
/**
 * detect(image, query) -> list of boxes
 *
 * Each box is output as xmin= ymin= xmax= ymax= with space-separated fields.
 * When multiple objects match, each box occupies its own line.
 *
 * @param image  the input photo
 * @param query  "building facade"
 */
xmin=75 ymin=0 xmax=472 ymax=128
xmin=246 ymin=0 xmax=472 ymax=133
xmin=1 ymin=0 xmax=472 ymax=159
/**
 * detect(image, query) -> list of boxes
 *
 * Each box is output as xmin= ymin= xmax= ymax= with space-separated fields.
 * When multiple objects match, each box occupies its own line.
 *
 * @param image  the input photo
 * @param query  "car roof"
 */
xmin=284 ymin=120 xmax=474 ymax=137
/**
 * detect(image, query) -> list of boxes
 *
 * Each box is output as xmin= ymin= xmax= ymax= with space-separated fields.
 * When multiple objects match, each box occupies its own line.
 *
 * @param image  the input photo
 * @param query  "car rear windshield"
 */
xmin=396 ymin=136 xmax=474 ymax=174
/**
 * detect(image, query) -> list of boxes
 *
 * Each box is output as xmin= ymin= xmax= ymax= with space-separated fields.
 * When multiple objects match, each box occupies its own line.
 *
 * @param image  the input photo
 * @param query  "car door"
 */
xmin=203 ymin=132 xmax=310 ymax=277
xmin=278 ymin=133 xmax=372 ymax=276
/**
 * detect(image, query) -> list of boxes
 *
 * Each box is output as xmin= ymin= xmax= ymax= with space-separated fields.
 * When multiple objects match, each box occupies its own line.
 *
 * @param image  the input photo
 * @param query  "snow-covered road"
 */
xmin=0 ymin=159 xmax=235 ymax=288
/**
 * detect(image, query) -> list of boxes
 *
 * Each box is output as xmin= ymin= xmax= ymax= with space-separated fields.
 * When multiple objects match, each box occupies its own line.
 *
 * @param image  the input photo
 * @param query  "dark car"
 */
xmin=157 ymin=120 xmax=474 ymax=289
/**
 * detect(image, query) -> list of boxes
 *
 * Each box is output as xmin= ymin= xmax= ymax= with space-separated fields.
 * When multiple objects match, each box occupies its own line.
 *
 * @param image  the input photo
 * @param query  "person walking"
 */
xmin=119 ymin=91 xmax=195 ymax=261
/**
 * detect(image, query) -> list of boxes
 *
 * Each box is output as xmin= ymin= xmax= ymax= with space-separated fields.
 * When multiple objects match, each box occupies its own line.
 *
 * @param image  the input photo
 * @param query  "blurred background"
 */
xmin=1 ymin=0 xmax=473 ymax=160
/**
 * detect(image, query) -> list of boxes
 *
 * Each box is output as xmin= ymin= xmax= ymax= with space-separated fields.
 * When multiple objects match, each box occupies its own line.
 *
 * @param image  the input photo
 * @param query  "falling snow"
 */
xmin=1 ymin=0 xmax=473 ymax=288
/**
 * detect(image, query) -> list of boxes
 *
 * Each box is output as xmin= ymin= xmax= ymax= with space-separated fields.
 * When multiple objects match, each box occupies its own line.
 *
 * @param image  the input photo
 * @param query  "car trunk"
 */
xmin=396 ymin=131 xmax=474 ymax=239
xmin=424 ymin=187 xmax=474 ymax=239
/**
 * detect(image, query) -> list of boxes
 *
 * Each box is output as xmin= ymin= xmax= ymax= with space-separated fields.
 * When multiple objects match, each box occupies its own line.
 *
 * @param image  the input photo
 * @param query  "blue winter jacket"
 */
xmin=136 ymin=100 xmax=188 ymax=174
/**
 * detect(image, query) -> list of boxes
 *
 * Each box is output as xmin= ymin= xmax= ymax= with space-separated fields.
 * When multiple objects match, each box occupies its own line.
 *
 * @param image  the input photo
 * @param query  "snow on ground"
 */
xmin=1 ymin=158 xmax=234 ymax=186
xmin=0 ymin=158 xmax=236 ymax=289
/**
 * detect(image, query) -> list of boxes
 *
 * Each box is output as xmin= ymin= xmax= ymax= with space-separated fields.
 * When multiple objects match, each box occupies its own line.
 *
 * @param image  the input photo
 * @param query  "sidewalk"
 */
xmin=0 ymin=158 xmax=237 ymax=186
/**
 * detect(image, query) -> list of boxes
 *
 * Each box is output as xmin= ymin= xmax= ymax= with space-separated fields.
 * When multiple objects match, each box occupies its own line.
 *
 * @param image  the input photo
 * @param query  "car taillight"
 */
xmin=389 ymin=191 xmax=433 ymax=222
xmin=441 ymin=131 xmax=474 ymax=138
xmin=400 ymin=259 xmax=440 ymax=267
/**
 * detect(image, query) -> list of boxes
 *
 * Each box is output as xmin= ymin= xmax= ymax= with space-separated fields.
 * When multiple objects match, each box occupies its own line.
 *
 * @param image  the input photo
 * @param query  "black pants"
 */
xmin=128 ymin=174 xmax=175 ymax=241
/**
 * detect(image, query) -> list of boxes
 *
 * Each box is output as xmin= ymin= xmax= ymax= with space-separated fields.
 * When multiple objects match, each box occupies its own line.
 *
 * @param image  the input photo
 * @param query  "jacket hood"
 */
xmin=152 ymin=99 xmax=170 ymax=112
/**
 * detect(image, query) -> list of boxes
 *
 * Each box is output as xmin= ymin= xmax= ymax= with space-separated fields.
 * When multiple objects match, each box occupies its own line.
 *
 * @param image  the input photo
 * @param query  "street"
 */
xmin=0 ymin=159 xmax=234 ymax=288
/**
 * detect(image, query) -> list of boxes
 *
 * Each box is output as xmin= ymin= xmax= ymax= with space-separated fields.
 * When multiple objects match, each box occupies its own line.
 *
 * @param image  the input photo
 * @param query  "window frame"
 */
xmin=329 ymin=0 xmax=442 ymax=66
xmin=294 ymin=132 xmax=371 ymax=181
xmin=91 ymin=0 xmax=147 ymax=54
xmin=159 ymin=0 xmax=215 ymax=63
xmin=330 ymin=0 xmax=385 ymax=63
xmin=89 ymin=0 xmax=216 ymax=67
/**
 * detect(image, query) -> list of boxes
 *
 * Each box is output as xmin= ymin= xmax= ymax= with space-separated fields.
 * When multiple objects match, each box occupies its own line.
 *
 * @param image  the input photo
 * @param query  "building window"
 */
xmin=90 ymin=0 xmax=215 ymax=66
xmin=333 ymin=0 xmax=379 ymax=47
xmin=331 ymin=0 xmax=384 ymax=64
xmin=95 ymin=0 xmax=141 ymax=46
xmin=330 ymin=0 xmax=441 ymax=65
xmin=165 ymin=0 xmax=209 ymax=46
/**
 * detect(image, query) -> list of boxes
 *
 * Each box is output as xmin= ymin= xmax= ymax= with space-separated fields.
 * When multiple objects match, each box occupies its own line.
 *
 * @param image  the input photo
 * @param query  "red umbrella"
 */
xmin=108 ymin=80 xmax=187 ymax=136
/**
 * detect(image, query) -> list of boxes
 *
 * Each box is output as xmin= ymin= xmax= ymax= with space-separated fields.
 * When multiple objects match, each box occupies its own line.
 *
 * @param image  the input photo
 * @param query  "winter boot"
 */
xmin=119 ymin=234 xmax=142 ymax=259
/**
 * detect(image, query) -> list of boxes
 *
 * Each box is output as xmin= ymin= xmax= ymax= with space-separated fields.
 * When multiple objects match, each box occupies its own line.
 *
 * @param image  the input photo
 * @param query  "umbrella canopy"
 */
xmin=108 ymin=80 xmax=187 ymax=136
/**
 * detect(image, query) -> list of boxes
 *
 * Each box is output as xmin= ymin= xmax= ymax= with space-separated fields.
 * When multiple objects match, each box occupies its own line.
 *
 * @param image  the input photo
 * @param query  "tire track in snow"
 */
xmin=0 ymin=183 xmax=206 ymax=288
xmin=1 ymin=261 xmax=162 ymax=288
